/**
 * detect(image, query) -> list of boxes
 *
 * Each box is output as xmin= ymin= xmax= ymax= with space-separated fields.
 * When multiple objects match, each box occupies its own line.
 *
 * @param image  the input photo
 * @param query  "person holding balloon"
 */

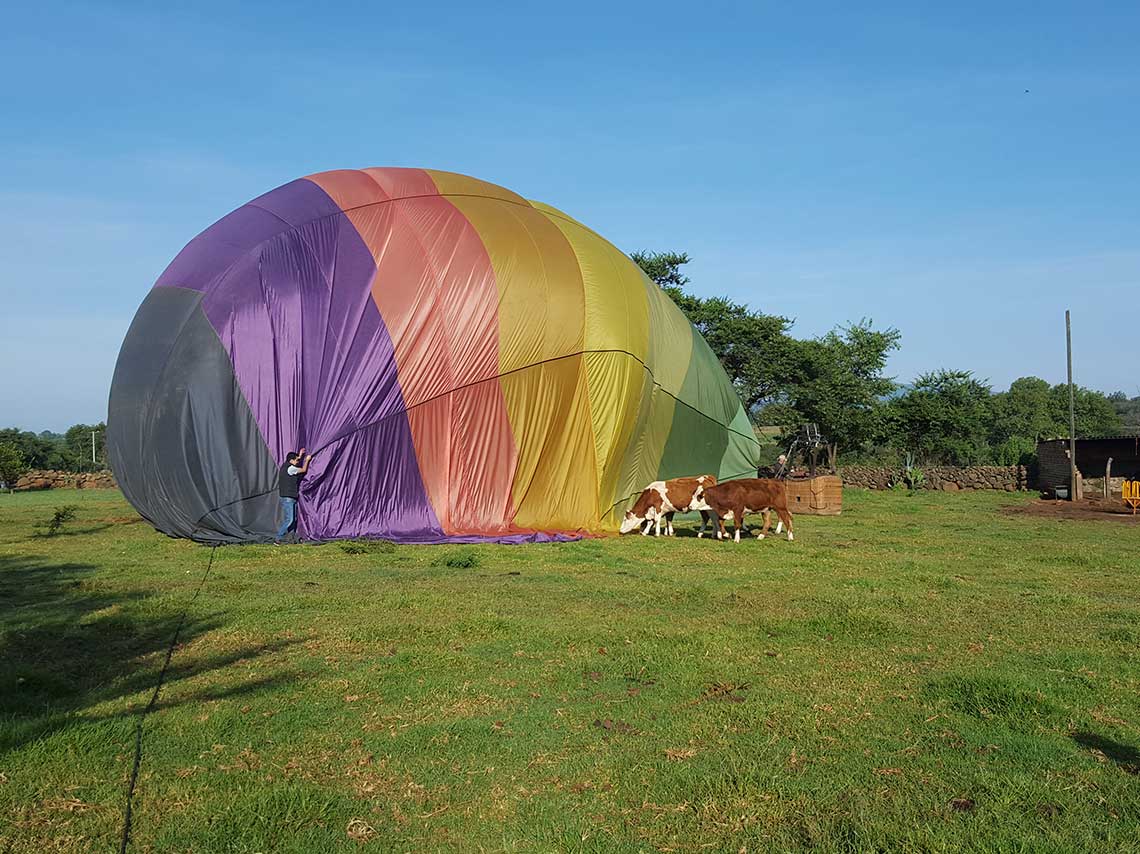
xmin=276 ymin=448 xmax=312 ymax=542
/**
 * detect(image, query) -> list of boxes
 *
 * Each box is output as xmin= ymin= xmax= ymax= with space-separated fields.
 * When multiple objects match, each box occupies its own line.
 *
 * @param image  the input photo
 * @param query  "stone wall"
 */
xmin=839 ymin=465 xmax=1029 ymax=492
xmin=1082 ymin=476 xmax=1129 ymax=498
xmin=12 ymin=470 xmax=118 ymax=491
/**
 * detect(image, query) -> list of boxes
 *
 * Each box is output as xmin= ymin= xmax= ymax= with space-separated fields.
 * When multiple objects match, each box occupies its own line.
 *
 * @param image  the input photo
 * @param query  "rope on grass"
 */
xmin=118 ymin=544 xmax=218 ymax=854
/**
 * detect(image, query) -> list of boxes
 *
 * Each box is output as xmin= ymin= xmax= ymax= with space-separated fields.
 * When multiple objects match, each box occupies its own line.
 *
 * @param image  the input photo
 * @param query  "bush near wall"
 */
xmin=13 ymin=469 xmax=117 ymax=491
xmin=840 ymin=465 xmax=1029 ymax=492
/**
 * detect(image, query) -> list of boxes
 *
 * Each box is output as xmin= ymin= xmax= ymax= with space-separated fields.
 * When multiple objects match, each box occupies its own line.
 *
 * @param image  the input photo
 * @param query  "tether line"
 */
xmin=118 ymin=544 xmax=218 ymax=853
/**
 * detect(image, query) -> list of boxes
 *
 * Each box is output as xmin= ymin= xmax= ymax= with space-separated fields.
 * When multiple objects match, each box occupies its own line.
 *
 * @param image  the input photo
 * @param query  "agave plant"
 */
xmin=903 ymin=452 xmax=926 ymax=490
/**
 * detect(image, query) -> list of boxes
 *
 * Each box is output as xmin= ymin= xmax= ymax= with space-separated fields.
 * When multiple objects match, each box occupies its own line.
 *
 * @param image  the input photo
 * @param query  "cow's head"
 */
xmin=619 ymin=506 xmax=655 ymax=534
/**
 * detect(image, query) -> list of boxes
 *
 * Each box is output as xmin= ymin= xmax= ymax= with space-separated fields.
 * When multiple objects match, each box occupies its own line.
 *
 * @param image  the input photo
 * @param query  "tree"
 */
xmin=1109 ymin=391 xmax=1140 ymax=429
xmin=990 ymin=377 xmax=1059 ymax=445
xmin=631 ymin=250 xmax=798 ymax=412
xmin=0 ymin=426 xmax=110 ymax=472
xmin=889 ymin=370 xmax=994 ymax=465
xmin=782 ymin=321 xmax=901 ymax=468
xmin=987 ymin=377 xmax=1124 ymax=466
xmin=64 ymin=423 xmax=106 ymax=472
xmin=630 ymin=250 xmax=693 ymax=300
xmin=1049 ymin=385 xmax=1124 ymax=438
xmin=0 ymin=441 xmax=26 ymax=489
xmin=0 ymin=428 xmax=67 ymax=470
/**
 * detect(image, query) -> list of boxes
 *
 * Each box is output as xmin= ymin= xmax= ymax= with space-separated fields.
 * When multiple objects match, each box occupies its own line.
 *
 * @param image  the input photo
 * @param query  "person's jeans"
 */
xmin=277 ymin=497 xmax=297 ymax=539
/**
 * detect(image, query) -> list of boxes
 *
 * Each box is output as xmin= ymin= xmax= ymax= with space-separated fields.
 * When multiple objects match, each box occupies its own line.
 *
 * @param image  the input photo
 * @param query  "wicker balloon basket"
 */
xmin=783 ymin=475 xmax=843 ymax=516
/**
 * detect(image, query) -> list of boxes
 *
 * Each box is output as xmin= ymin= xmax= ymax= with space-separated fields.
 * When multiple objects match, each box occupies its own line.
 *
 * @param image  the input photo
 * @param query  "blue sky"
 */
xmin=2 ymin=1 xmax=1138 ymax=430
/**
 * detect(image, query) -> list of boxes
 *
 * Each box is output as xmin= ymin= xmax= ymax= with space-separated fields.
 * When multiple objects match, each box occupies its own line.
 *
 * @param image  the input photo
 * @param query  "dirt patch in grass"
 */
xmin=1001 ymin=498 xmax=1140 ymax=524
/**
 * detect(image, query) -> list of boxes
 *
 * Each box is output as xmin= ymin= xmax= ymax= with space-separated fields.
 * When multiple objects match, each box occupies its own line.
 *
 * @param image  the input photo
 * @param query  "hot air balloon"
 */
xmin=108 ymin=168 xmax=760 ymax=543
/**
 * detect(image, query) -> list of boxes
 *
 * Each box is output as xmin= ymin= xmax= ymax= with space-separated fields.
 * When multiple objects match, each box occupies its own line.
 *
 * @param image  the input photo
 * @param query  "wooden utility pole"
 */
xmin=1066 ymin=310 xmax=1077 ymax=501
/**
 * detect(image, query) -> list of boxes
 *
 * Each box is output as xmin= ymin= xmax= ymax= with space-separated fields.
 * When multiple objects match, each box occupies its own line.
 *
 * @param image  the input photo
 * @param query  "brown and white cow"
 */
xmin=620 ymin=475 xmax=717 ymax=537
xmin=690 ymin=478 xmax=794 ymax=543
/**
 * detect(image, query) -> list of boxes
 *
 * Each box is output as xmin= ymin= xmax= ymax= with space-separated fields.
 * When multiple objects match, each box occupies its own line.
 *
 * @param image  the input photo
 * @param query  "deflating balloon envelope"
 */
xmin=108 ymin=168 xmax=760 ymax=543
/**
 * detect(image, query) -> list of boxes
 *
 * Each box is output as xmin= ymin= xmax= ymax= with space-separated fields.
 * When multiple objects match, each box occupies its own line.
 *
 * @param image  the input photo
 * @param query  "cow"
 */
xmin=619 ymin=475 xmax=717 ymax=537
xmin=689 ymin=478 xmax=794 ymax=543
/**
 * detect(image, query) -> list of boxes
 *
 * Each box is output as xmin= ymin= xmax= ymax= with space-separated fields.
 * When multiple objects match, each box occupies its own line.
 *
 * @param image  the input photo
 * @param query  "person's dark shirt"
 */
xmin=278 ymin=461 xmax=303 ymax=499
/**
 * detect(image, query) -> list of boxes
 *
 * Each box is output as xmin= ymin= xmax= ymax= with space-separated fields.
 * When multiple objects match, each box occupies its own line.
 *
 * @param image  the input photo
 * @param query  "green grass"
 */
xmin=1 ymin=488 xmax=1137 ymax=853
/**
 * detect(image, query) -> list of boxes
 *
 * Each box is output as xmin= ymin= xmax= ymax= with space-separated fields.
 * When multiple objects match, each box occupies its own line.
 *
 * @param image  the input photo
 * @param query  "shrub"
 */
xmin=904 ymin=466 xmax=926 ymax=490
xmin=39 ymin=505 xmax=79 ymax=536
xmin=0 ymin=441 xmax=26 ymax=490
xmin=440 ymin=550 xmax=480 ymax=569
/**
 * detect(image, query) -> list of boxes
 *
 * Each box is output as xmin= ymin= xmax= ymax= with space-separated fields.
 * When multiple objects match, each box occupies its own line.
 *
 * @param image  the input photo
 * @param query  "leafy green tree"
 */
xmin=64 ymin=423 xmax=106 ymax=472
xmin=0 ymin=425 xmax=110 ymax=472
xmin=783 ymin=322 xmax=901 ymax=468
xmin=1048 ymin=385 xmax=1124 ymax=438
xmin=0 ymin=441 xmax=27 ymax=488
xmin=988 ymin=378 xmax=1123 ymax=466
xmin=0 ymin=428 xmax=68 ymax=470
xmin=889 ymin=370 xmax=994 ymax=465
xmin=631 ymin=250 xmax=798 ymax=412
xmin=991 ymin=435 xmax=1037 ymax=466
xmin=990 ymin=377 xmax=1059 ymax=445
xmin=630 ymin=250 xmax=693 ymax=300
xmin=1109 ymin=391 xmax=1140 ymax=429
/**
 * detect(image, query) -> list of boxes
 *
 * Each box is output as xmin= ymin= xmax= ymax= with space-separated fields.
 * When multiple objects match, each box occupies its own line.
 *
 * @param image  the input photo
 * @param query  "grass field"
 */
xmin=1 ymin=488 xmax=1138 ymax=853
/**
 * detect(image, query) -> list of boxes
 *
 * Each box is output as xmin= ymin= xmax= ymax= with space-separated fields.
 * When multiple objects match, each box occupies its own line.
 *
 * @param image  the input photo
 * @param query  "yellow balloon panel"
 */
xmin=500 ymin=356 xmax=599 ymax=530
xmin=533 ymin=204 xmax=652 ymax=510
xmin=425 ymin=169 xmax=530 ymax=206
xmin=584 ymin=351 xmax=649 ymax=514
xmin=444 ymin=195 xmax=584 ymax=371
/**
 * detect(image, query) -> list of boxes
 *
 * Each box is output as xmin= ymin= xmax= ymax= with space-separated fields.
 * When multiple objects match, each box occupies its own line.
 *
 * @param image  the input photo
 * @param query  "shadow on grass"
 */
xmin=616 ymin=527 xmax=716 ymax=540
xmin=31 ymin=523 xmax=116 ymax=537
xmin=0 ymin=554 xmax=300 ymax=753
xmin=1072 ymin=731 xmax=1140 ymax=774
xmin=673 ymin=529 xmax=777 ymax=541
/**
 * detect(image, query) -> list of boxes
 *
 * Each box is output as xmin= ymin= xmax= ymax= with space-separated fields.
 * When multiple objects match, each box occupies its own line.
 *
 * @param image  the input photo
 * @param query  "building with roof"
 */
xmin=1036 ymin=434 xmax=1140 ymax=497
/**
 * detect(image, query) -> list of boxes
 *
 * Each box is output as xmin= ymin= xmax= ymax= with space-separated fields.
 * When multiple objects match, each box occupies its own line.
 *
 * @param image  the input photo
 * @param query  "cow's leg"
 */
xmin=697 ymin=509 xmax=710 ymax=538
xmin=733 ymin=509 xmax=744 ymax=543
xmin=777 ymin=508 xmax=794 ymax=541
xmin=758 ymin=507 xmax=773 ymax=540
xmin=775 ymin=517 xmax=784 ymax=535
xmin=716 ymin=514 xmax=727 ymax=540
xmin=640 ymin=517 xmax=652 ymax=536
xmin=665 ymin=511 xmax=675 ymax=537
